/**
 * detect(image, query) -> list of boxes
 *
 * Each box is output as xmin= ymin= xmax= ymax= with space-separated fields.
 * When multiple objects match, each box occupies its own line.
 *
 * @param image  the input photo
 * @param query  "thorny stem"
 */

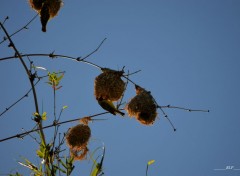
xmin=159 ymin=105 xmax=210 ymax=112
xmin=157 ymin=104 xmax=209 ymax=131
xmin=0 ymin=22 xmax=47 ymax=155
xmin=156 ymin=103 xmax=177 ymax=131
xmin=0 ymin=112 xmax=109 ymax=143
xmin=0 ymin=53 xmax=102 ymax=69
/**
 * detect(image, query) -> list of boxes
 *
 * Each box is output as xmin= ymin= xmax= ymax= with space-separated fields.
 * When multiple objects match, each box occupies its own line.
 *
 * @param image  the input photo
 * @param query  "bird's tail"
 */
xmin=116 ymin=110 xmax=125 ymax=116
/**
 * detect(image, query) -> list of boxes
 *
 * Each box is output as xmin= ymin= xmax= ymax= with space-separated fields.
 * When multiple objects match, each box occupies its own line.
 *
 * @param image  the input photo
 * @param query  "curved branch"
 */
xmin=0 ymin=22 xmax=46 ymax=146
xmin=0 ymin=53 xmax=102 ymax=69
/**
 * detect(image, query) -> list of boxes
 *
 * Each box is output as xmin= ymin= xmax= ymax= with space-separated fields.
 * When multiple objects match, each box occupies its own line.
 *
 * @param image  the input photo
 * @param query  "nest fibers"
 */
xmin=29 ymin=0 xmax=62 ymax=17
xmin=65 ymin=124 xmax=91 ymax=160
xmin=94 ymin=68 xmax=125 ymax=101
xmin=29 ymin=0 xmax=63 ymax=32
xmin=125 ymin=85 xmax=157 ymax=125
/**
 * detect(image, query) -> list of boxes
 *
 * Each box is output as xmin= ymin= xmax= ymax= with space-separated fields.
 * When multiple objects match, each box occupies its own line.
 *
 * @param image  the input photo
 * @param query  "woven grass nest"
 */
xmin=125 ymin=85 xmax=157 ymax=125
xmin=94 ymin=68 xmax=125 ymax=101
xmin=29 ymin=0 xmax=62 ymax=17
xmin=65 ymin=124 xmax=91 ymax=160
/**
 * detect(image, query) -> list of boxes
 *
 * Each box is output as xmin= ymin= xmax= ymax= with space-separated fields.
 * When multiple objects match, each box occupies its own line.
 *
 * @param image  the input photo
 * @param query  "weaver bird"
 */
xmin=97 ymin=97 xmax=125 ymax=116
xmin=40 ymin=2 xmax=50 ymax=32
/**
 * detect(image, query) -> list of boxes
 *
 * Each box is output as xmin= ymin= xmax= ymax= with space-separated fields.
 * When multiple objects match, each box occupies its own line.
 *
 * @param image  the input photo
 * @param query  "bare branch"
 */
xmin=0 ymin=79 xmax=40 ymax=118
xmin=123 ymin=69 xmax=141 ymax=77
xmin=0 ymin=14 xmax=38 ymax=45
xmin=0 ymin=53 xmax=102 ymax=69
xmin=0 ymin=22 xmax=46 ymax=147
xmin=80 ymin=38 xmax=107 ymax=61
xmin=159 ymin=105 xmax=210 ymax=113
xmin=0 ymin=111 xmax=109 ymax=143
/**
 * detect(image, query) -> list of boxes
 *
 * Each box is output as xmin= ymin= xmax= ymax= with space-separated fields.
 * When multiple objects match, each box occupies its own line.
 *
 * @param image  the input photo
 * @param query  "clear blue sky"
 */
xmin=1 ymin=0 xmax=240 ymax=175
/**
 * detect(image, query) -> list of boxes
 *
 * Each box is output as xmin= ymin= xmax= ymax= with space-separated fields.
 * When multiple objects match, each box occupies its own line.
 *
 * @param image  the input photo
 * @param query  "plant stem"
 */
xmin=0 ymin=22 xmax=48 ymax=168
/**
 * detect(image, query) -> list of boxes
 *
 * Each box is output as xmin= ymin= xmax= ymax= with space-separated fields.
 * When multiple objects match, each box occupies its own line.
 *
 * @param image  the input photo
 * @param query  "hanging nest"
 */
xmin=94 ymin=68 xmax=125 ymax=101
xmin=29 ymin=0 xmax=63 ymax=32
xmin=70 ymin=146 xmax=89 ymax=161
xmin=65 ymin=124 xmax=91 ymax=160
xmin=29 ymin=0 xmax=62 ymax=16
xmin=47 ymin=0 xmax=63 ymax=18
xmin=125 ymin=86 xmax=157 ymax=125
xmin=29 ymin=0 xmax=43 ymax=11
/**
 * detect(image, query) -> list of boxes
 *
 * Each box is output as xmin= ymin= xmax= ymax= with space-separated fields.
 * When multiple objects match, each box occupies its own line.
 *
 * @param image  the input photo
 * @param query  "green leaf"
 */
xmin=55 ymin=164 xmax=67 ymax=174
xmin=57 ymin=73 xmax=64 ymax=82
xmin=62 ymin=105 xmax=68 ymax=110
xmin=46 ymin=81 xmax=53 ymax=85
xmin=41 ymin=112 xmax=47 ymax=120
xmin=9 ymin=172 xmax=22 ymax=176
xmin=147 ymin=160 xmax=155 ymax=166
xmin=90 ymin=146 xmax=105 ymax=176
xmin=33 ymin=112 xmax=40 ymax=117
xmin=36 ymin=150 xmax=44 ymax=158
xmin=60 ymin=159 xmax=67 ymax=169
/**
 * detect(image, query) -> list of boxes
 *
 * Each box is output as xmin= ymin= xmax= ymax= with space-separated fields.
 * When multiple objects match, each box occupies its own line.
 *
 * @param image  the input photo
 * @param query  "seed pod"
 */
xmin=94 ymin=68 xmax=125 ymax=101
xmin=66 ymin=124 xmax=91 ymax=150
xmin=125 ymin=86 xmax=157 ymax=125
xmin=29 ymin=0 xmax=43 ymax=11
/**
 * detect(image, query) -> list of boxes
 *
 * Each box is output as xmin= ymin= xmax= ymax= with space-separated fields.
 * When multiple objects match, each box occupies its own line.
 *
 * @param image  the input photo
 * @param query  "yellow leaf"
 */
xmin=33 ymin=112 xmax=39 ymax=117
xmin=147 ymin=160 xmax=155 ymax=165
xmin=42 ymin=112 xmax=47 ymax=120
xmin=62 ymin=105 xmax=68 ymax=110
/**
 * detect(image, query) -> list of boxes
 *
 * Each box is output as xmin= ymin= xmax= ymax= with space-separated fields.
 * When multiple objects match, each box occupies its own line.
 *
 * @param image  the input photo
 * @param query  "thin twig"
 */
xmin=0 ymin=22 xmax=47 ymax=149
xmin=21 ymin=127 xmax=40 ymax=144
xmin=159 ymin=105 xmax=210 ymax=112
xmin=156 ymin=104 xmax=176 ymax=131
xmin=0 ymin=16 xmax=9 ymax=26
xmin=122 ymin=75 xmax=138 ymax=86
xmin=80 ymin=38 xmax=107 ymax=61
xmin=0 ymin=14 xmax=38 ymax=45
xmin=0 ymin=53 xmax=102 ymax=69
xmin=0 ymin=79 xmax=40 ymax=117
xmin=117 ymin=69 xmax=129 ymax=109
xmin=0 ymin=112 xmax=109 ymax=143
xmin=123 ymin=69 xmax=141 ymax=77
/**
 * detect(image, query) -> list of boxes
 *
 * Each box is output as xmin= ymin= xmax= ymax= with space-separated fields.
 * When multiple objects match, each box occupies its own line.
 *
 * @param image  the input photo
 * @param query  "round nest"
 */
xmin=29 ymin=0 xmax=62 ymax=18
xmin=94 ymin=69 xmax=125 ymax=101
xmin=29 ymin=0 xmax=43 ymax=11
xmin=66 ymin=124 xmax=91 ymax=150
xmin=47 ymin=0 xmax=62 ymax=18
xmin=125 ymin=91 xmax=157 ymax=125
